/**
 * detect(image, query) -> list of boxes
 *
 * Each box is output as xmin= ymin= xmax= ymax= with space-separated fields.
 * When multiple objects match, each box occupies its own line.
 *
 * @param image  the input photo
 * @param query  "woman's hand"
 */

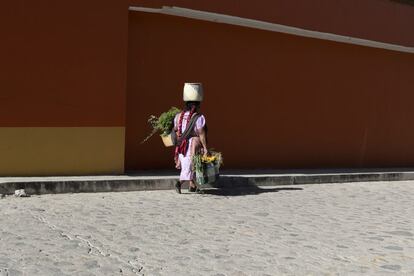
xmin=203 ymin=147 xmax=209 ymax=157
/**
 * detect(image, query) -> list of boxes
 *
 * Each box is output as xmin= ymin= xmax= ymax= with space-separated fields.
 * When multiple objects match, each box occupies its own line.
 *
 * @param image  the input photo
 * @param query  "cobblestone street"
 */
xmin=1 ymin=181 xmax=413 ymax=275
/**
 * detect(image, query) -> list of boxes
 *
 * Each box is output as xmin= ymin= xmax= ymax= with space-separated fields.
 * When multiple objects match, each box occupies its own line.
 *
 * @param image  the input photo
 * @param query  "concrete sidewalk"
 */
xmin=1 ymin=168 xmax=414 ymax=195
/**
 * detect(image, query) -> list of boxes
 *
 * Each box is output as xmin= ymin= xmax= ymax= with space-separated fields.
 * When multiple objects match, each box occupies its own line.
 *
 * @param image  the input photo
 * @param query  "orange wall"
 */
xmin=126 ymin=12 xmax=414 ymax=170
xmin=0 ymin=1 xmax=129 ymax=175
xmin=2 ymin=1 xmax=414 ymax=174
xmin=129 ymin=0 xmax=414 ymax=47
xmin=1 ymin=0 xmax=129 ymax=127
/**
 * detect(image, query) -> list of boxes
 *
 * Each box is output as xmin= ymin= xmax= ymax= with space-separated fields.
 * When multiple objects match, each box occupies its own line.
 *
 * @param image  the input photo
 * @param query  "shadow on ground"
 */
xmin=201 ymin=187 xmax=303 ymax=196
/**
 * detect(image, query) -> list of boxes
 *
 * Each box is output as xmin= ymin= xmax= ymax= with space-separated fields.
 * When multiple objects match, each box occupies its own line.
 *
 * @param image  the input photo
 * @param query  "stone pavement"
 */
xmin=0 ymin=181 xmax=413 ymax=275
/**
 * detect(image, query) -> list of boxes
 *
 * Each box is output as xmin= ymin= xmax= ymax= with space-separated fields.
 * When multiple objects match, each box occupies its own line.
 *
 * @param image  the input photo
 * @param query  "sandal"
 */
xmin=174 ymin=181 xmax=182 ymax=194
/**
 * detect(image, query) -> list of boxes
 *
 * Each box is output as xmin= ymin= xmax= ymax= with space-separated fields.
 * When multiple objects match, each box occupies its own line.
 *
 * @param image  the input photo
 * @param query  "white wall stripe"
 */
xmin=129 ymin=6 xmax=414 ymax=54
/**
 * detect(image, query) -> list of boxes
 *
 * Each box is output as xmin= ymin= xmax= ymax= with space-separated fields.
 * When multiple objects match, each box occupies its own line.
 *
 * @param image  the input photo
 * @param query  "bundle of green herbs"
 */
xmin=193 ymin=154 xmax=203 ymax=175
xmin=141 ymin=107 xmax=181 ymax=143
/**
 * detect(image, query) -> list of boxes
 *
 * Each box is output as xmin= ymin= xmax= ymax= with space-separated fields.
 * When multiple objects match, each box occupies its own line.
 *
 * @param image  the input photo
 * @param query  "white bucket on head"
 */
xmin=183 ymin=83 xmax=203 ymax=102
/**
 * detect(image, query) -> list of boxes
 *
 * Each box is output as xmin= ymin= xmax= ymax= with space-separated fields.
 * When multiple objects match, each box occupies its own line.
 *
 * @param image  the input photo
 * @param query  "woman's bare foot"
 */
xmin=188 ymin=181 xmax=199 ymax=192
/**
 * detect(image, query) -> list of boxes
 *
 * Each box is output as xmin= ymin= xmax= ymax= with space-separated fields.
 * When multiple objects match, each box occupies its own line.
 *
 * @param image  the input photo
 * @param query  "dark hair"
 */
xmin=184 ymin=101 xmax=201 ymax=111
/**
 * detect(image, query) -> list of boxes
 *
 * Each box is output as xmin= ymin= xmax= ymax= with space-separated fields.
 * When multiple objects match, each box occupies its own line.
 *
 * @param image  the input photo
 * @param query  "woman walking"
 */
xmin=174 ymin=83 xmax=208 ymax=194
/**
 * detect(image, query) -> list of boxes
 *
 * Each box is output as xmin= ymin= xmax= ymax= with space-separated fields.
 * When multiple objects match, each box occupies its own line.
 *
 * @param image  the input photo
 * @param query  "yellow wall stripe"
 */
xmin=0 ymin=127 xmax=125 ymax=176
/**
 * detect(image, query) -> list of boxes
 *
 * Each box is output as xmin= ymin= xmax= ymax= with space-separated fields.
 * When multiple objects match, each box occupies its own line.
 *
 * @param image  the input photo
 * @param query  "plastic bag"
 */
xmin=196 ymin=162 xmax=220 ymax=185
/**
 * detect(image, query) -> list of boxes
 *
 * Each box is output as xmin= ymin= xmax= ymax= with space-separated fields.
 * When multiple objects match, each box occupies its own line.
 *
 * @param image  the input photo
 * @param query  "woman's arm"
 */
xmin=198 ymin=127 xmax=208 ymax=156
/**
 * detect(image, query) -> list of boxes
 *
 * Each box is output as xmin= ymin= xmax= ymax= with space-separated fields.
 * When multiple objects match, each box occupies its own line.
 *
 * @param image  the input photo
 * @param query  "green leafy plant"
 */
xmin=141 ymin=107 xmax=181 ymax=144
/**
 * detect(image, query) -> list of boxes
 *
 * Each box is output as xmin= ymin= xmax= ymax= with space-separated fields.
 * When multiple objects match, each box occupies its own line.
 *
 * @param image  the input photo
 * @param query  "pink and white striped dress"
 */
xmin=174 ymin=112 xmax=206 ymax=181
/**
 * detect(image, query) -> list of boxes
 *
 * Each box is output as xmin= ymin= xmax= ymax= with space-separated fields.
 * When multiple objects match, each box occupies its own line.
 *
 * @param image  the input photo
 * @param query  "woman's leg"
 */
xmin=189 ymin=180 xmax=197 ymax=189
xmin=178 ymin=155 xmax=195 ymax=189
xmin=190 ymin=137 xmax=201 ymax=157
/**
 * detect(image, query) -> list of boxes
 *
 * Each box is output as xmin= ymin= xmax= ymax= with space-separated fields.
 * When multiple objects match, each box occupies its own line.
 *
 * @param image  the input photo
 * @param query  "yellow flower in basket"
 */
xmin=201 ymin=155 xmax=217 ymax=163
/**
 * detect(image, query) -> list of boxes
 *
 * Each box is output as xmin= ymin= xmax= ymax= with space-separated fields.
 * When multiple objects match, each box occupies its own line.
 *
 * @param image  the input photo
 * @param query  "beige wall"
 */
xmin=0 ymin=127 xmax=125 ymax=176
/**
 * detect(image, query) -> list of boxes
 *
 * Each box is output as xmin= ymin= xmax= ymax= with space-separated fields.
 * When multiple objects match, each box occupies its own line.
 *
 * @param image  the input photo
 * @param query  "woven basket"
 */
xmin=160 ymin=133 xmax=174 ymax=147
